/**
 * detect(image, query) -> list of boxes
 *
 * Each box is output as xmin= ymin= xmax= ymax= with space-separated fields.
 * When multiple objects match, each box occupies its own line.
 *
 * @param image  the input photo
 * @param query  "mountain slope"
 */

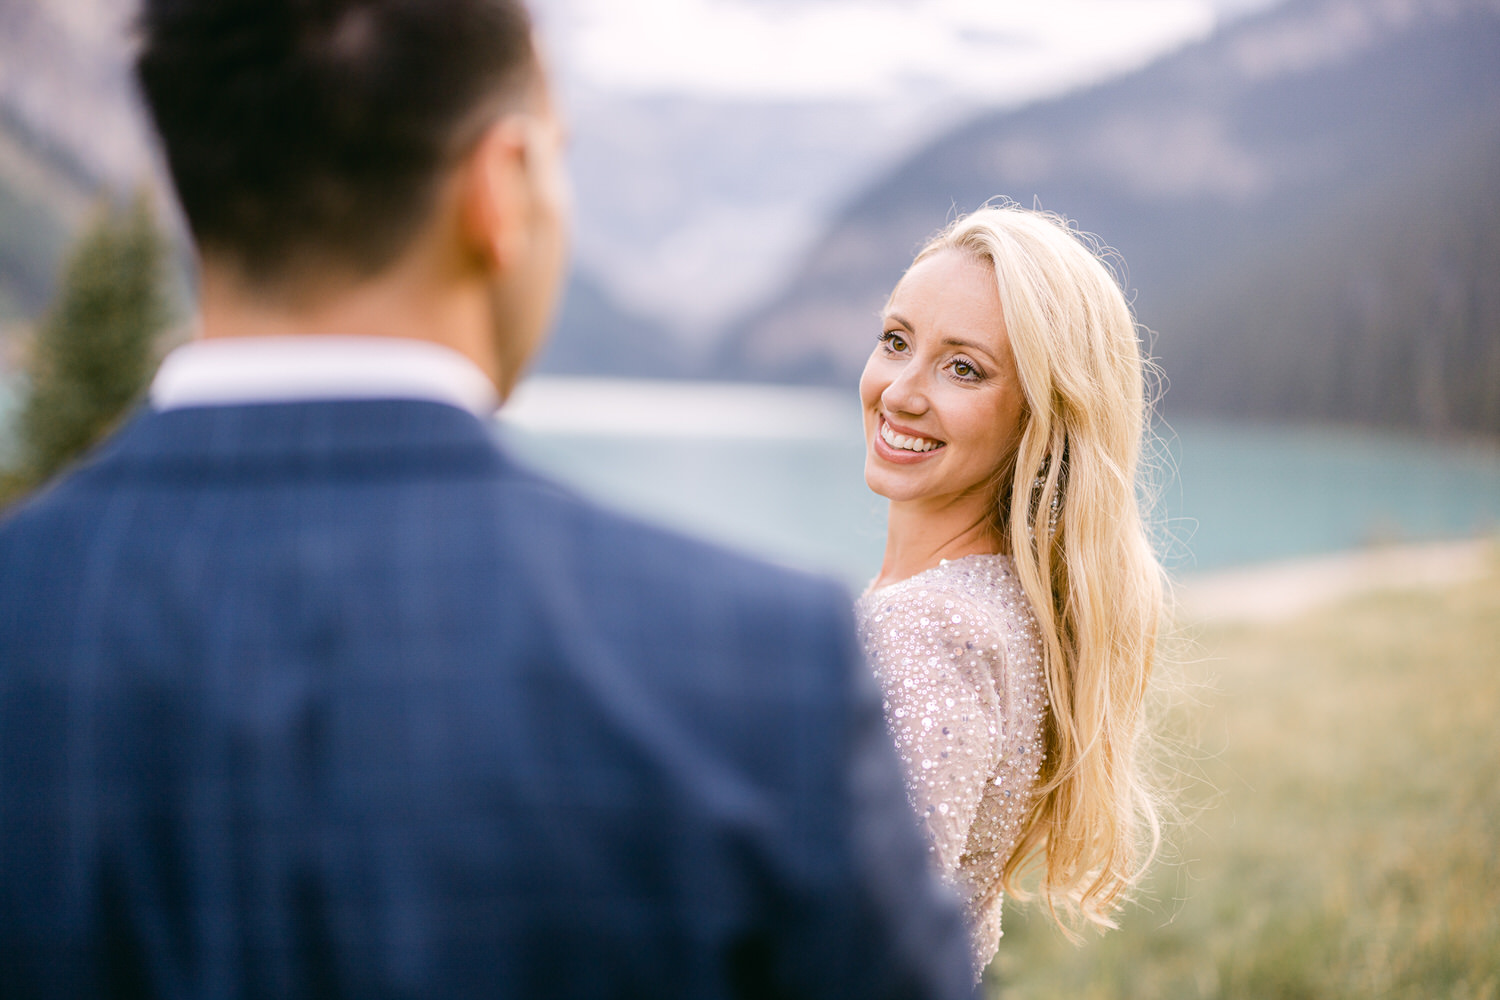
xmin=0 ymin=108 xmax=97 ymax=320
xmin=532 ymin=273 xmax=687 ymax=379
xmin=0 ymin=0 xmax=676 ymax=376
xmin=1163 ymin=119 xmax=1500 ymax=431
xmin=721 ymin=0 xmax=1500 ymax=435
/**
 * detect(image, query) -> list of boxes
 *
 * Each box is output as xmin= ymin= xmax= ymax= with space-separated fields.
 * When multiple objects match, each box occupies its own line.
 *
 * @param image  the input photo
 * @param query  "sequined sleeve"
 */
xmin=858 ymin=556 xmax=1049 ymax=979
xmin=861 ymin=585 xmax=1006 ymax=877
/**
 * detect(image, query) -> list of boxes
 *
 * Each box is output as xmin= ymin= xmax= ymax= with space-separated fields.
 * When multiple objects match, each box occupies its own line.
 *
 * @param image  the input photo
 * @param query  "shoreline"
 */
xmin=1174 ymin=537 xmax=1495 ymax=624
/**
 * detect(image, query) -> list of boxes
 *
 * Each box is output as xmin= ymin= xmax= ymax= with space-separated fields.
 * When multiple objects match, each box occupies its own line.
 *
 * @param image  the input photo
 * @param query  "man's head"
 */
xmin=136 ymin=0 xmax=568 ymax=395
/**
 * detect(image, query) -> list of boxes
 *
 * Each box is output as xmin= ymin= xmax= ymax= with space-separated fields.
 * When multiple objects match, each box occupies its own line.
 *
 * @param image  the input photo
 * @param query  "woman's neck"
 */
xmin=873 ymin=495 xmax=1003 ymax=591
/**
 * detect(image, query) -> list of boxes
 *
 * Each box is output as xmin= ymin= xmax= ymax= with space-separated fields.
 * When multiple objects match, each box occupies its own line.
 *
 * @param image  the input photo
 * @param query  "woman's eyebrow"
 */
xmin=940 ymin=336 xmax=996 ymax=360
xmin=883 ymin=311 xmax=915 ymax=331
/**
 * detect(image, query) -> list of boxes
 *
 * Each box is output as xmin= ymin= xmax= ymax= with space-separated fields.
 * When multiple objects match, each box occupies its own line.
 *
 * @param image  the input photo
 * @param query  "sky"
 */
xmin=538 ymin=0 xmax=1279 ymax=108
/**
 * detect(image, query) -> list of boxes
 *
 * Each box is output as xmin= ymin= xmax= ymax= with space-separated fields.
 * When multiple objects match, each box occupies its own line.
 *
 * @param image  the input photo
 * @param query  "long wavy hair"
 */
xmin=909 ymin=203 xmax=1166 ymax=933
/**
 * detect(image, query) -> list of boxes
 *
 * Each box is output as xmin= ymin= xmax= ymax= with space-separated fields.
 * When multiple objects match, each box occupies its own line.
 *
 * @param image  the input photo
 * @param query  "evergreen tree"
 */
xmin=2 ymin=194 xmax=169 ymax=502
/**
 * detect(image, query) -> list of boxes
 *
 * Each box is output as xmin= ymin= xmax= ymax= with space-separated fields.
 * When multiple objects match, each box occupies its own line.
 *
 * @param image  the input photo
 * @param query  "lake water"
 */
xmin=2 ymin=373 xmax=1496 ymax=586
xmin=501 ymin=378 xmax=1500 ymax=588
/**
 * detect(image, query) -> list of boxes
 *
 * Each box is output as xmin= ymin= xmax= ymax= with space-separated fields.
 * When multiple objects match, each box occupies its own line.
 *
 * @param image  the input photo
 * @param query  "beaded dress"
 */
xmin=855 ymin=553 xmax=1048 ymax=977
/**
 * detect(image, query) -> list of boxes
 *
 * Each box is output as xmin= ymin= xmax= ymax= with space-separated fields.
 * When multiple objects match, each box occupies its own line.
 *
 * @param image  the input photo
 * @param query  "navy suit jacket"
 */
xmin=0 ymin=399 xmax=971 ymax=999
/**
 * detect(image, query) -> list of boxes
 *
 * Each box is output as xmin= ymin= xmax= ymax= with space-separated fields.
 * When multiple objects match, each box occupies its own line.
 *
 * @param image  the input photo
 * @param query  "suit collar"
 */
xmin=93 ymin=398 xmax=513 ymax=476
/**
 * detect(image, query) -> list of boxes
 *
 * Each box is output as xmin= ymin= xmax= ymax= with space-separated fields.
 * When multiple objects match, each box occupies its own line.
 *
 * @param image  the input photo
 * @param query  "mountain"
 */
xmin=0 ymin=0 xmax=154 ymax=323
xmin=0 ymin=0 xmax=151 ymax=189
xmin=0 ymin=109 xmax=88 ymax=322
xmin=532 ymin=272 xmax=687 ymax=379
xmin=0 ymin=0 xmax=674 ymax=376
xmin=720 ymin=0 xmax=1500 ymax=437
xmin=564 ymin=95 xmax=953 ymax=344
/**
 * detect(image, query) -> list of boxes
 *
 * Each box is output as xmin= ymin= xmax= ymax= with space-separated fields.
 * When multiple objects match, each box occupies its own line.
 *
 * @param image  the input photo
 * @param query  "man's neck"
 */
xmin=197 ymin=257 xmax=503 ymax=394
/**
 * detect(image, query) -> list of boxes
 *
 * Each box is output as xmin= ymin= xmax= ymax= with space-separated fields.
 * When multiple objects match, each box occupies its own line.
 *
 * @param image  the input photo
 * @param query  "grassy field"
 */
xmin=985 ymin=548 xmax=1500 ymax=999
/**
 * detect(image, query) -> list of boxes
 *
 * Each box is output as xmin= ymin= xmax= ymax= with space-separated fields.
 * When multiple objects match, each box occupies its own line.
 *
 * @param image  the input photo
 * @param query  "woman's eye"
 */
xmin=950 ymin=358 xmax=983 ymax=381
xmin=879 ymin=330 xmax=908 ymax=352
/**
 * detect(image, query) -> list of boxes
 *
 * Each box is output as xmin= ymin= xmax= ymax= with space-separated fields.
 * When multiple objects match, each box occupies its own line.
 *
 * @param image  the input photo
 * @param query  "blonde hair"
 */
xmin=911 ymin=203 xmax=1165 ymax=933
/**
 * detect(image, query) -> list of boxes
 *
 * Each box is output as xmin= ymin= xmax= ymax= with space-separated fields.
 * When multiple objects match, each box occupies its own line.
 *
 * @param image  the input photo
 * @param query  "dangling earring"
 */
xmin=1032 ymin=471 xmax=1062 ymax=538
xmin=1030 ymin=445 xmax=1066 ymax=540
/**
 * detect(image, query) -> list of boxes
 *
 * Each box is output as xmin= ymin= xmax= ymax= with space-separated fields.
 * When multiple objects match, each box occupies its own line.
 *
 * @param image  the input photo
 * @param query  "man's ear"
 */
xmin=457 ymin=115 xmax=532 ymax=272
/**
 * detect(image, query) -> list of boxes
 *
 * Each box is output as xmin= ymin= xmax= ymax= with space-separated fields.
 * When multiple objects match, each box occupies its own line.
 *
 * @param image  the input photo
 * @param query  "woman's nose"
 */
xmin=882 ymin=365 xmax=929 ymax=417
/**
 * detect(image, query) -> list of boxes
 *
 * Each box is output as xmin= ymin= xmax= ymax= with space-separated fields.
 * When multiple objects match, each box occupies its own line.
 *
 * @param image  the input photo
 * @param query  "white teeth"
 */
xmin=880 ymin=420 xmax=941 ymax=453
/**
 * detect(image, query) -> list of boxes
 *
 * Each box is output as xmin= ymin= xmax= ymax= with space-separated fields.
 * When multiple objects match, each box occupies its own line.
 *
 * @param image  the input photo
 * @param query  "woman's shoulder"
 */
xmin=857 ymin=554 xmax=1038 ymax=641
xmin=864 ymin=554 xmax=1038 ymax=626
xmin=859 ymin=554 xmax=1022 ymax=613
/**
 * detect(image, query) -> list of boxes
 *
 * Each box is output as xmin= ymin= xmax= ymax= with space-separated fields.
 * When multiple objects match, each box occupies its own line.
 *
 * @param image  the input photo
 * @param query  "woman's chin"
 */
xmin=864 ymin=462 xmax=932 ymax=504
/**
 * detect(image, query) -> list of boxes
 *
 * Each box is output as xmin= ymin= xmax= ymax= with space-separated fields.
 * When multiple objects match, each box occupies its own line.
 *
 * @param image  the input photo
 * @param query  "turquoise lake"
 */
xmin=497 ymin=378 xmax=1500 ymax=588
xmin=3 ymin=374 xmax=1497 ymax=587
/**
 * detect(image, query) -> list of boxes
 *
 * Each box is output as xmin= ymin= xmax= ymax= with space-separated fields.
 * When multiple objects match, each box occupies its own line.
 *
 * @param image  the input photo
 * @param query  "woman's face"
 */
xmin=859 ymin=249 xmax=1026 ymax=508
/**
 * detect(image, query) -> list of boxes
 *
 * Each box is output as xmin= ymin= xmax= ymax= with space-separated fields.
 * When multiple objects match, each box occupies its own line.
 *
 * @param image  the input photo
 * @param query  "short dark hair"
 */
xmin=136 ymin=0 xmax=537 ymax=286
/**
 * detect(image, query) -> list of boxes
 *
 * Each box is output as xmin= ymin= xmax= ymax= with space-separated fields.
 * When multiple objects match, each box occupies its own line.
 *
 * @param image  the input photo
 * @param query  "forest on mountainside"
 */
xmin=1159 ymin=127 xmax=1500 ymax=433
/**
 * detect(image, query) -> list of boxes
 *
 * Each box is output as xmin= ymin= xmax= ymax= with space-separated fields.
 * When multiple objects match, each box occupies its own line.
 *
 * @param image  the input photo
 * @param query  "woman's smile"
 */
xmin=875 ymin=415 xmax=946 ymax=460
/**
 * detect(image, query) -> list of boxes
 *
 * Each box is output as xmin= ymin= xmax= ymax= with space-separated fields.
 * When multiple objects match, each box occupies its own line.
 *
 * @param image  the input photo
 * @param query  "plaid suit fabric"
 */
xmin=0 ymin=400 xmax=970 ymax=1000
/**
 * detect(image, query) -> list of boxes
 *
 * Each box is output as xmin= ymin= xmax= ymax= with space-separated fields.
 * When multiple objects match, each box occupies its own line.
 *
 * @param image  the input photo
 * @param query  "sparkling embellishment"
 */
xmin=855 ymin=553 xmax=1048 ymax=979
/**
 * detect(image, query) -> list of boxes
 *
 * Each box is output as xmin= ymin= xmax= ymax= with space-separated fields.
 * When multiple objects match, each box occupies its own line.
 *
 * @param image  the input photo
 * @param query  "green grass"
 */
xmin=986 ymin=550 xmax=1500 ymax=999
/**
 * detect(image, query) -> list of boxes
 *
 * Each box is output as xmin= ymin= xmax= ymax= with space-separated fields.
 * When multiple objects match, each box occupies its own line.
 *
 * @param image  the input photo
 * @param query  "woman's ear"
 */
xmin=457 ymin=115 xmax=532 ymax=272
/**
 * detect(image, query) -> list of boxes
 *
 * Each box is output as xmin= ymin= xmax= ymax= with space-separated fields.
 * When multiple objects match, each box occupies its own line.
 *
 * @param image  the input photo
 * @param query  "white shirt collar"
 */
xmin=150 ymin=336 xmax=500 ymax=417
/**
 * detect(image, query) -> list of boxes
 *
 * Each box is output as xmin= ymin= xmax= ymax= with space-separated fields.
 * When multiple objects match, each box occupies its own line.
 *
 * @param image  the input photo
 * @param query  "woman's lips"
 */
xmin=873 ymin=415 xmax=945 ymax=464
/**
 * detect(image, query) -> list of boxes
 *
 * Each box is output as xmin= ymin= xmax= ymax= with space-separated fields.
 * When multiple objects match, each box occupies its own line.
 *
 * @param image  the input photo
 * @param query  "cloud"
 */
xmin=550 ymin=0 xmax=1219 ymax=106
